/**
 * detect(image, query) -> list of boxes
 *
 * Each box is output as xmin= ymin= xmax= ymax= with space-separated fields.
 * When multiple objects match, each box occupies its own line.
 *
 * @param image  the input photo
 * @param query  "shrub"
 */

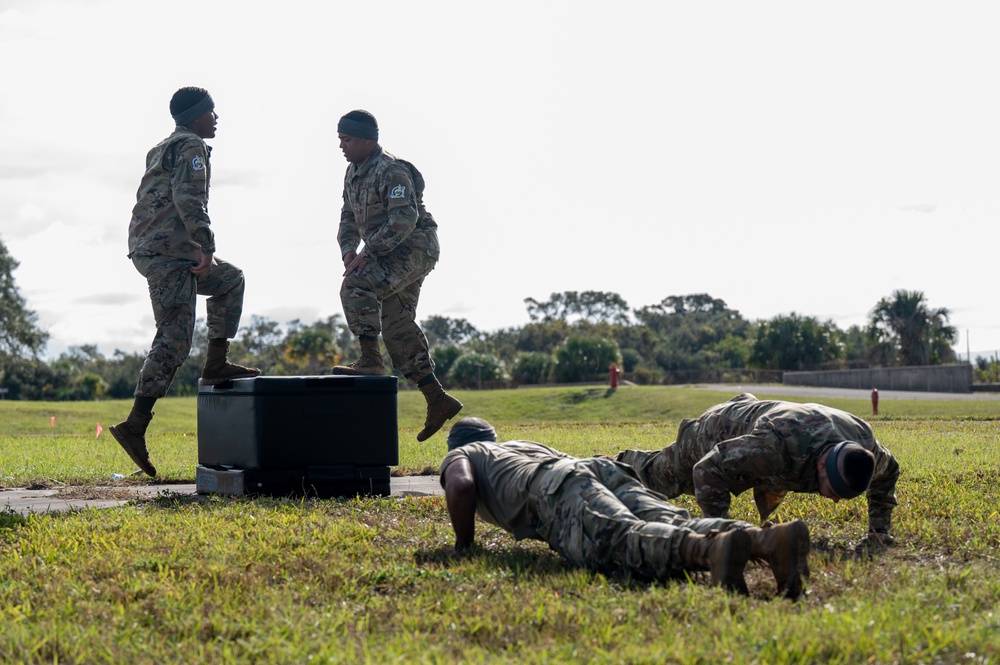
xmin=510 ymin=352 xmax=554 ymax=385
xmin=553 ymin=335 xmax=620 ymax=383
xmin=449 ymin=352 xmax=506 ymax=389
xmin=620 ymin=348 xmax=642 ymax=373
xmin=431 ymin=344 xmax=463 ymax=381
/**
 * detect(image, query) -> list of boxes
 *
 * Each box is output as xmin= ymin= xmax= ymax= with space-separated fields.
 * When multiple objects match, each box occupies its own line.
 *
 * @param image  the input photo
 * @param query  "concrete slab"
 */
xmin=0 ymin=475 xmax=443 ymax=517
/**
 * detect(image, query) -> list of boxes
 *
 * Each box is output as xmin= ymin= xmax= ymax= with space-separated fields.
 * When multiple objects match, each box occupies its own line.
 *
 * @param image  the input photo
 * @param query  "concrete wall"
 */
xmin=783 ymin=364 xmax=973 ymax=393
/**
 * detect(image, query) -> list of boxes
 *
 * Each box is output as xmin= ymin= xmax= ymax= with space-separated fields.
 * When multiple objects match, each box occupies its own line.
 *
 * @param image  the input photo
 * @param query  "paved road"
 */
xmin=694 ymin=383 xmax=1000 ymax=401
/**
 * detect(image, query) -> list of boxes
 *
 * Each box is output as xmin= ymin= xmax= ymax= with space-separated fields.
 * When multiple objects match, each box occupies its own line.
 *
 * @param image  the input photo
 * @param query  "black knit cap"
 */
xmin=338 ymin=109 xmax=379 ymax=140
xmin=824 ymin=442 xmax=875 ymax=499
xmin=170 ymin=87 xmax=214 ymax=126
xmin=447 ymin=417 xmax=497 ymax=450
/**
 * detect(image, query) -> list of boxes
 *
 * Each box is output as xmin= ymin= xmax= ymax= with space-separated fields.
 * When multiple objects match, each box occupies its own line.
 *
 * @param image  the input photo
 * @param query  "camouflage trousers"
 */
xmin=131 ymin=255 xmax=245 ymax=398
xmin=617 ymin=443 xmax=693 ymax=499
xmin=340 ymin=243 xmax=437 ymax=384
xmin=530 ymin=458 xmax=747 ymax=580
xmin=621 ymin=422 xmax=793 ymax=521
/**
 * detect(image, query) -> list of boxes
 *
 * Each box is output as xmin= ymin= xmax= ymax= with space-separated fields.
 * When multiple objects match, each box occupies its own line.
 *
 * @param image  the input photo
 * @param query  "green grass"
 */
xmin=1 ymin=386 xmax=999 ymax=663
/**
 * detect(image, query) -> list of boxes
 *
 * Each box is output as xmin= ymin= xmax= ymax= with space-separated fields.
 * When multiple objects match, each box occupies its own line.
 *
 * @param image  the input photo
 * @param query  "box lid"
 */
xmin=198 ymin=375 xmax=398 ymax=395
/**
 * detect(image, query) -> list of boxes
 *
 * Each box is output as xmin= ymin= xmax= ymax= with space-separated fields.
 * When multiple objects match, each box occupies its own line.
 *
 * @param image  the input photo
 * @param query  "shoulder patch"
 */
xmin=389 ymin=184 xmax=406 ymax=199
xmin=191 ymin=156 xmax=206 ymax=171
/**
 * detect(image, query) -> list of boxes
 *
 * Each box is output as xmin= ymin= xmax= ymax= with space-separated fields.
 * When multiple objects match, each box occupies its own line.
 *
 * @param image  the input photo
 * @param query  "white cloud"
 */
xmin=16 ymin=203 xmax=45 ymax=222
xmin=0 ymin=8 xmax=30 ymax=35
xmin=4 ymin=0 xmax=1000 ymax=360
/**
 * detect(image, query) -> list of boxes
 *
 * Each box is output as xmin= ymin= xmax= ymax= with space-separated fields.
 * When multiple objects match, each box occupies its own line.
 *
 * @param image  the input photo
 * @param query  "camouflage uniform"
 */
xmin=617 ymin=393 xmax=900 ymax=532
xmin=338 ymin=146 xmax=440 ymax=383
xmin=127 ymin=127 xmax=246 ymax=398
xmin=440 ymin=440 xmax=748 ymax=580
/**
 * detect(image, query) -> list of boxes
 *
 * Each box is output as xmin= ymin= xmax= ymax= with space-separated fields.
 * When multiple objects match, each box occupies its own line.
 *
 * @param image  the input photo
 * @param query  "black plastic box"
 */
xmin=197 ymin=375 xmax=399 ymax=469
xmin=196 ymin=464 xmax=391 ymax=498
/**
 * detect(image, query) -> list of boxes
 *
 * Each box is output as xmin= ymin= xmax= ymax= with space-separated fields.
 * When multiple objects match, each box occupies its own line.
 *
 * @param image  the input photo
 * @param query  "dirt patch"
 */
xmin=54 ymin=486 xmax=155 ymax=501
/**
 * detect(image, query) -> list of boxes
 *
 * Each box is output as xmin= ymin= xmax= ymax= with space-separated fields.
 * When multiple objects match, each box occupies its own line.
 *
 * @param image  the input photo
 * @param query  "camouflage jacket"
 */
xmin=338 ymin=146 xmax=439 ymax=261
xmin=440 ymin=440 xmax=573 ymax=541
xmin=617 ymin=393 xmax=900 ymax=532
xmin=128 ymin=127 xmax=215 ymax=262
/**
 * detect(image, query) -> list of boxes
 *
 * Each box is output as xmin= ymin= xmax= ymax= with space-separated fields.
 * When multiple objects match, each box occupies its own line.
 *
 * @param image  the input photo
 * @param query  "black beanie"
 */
xmin=447 ymin=417 xmax=497 ymax=450
xmin=338 ymin=109 xmax=379 ymax=140
xmin=170 ymin=87 xmax=214 ymax=126
xmin=824 ymin=442 xmax=875 ymax=499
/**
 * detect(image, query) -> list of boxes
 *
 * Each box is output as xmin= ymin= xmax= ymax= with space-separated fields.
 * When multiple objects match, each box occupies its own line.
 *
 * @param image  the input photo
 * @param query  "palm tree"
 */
xmin=867 ymin=290 xmax=957 ymax=366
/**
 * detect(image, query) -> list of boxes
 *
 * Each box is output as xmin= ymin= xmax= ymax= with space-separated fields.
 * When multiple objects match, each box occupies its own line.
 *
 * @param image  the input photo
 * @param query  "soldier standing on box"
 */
xmin=331 ymin=110 xmax=462 ymax=442
xmin=441 ymin=417 xmax=813 ymax=599
xmin=109 ymin=87 xmax=260 ymax=477
xmin=616 ymin=393 xmax=900 ymax=545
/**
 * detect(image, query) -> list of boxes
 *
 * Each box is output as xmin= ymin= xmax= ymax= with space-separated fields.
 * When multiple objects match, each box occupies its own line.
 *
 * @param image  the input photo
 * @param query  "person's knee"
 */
xmin=341 ymin=274 xmax=365 ymax=299
xmin=153 ymin=329 xmax=194 ymax=365
xmin=220 ymin=267 xmax=245 ymax=296
xmin=151 ymin=345 xmax=191 ymax=368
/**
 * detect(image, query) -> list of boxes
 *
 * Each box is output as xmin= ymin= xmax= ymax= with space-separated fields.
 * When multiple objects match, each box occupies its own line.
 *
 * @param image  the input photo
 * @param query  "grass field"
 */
xmin=1 ymin=385 xmax=999 ymax=663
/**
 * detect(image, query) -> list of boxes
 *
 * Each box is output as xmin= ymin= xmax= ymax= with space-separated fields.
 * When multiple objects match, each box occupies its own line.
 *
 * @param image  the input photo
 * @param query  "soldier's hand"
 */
xmin=864 ymin=529 xmax=895 ymax=546
xmin=856 ymin=529 xmax=895 ymax=556
xmin=342 ymin=250 xmax=357 ymax=270
xmin=190 ymin=251 xmax=213 ymax=276
xmin=343 ymin=251 xmax=369 ymax=276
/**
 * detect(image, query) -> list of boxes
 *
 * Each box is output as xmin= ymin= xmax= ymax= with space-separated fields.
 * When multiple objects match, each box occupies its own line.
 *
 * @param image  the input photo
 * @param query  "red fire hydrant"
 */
xmin=871 ymin=388 xmax=879 ymax=416
xmin=609 ymin=362 xmax=620 ymax=388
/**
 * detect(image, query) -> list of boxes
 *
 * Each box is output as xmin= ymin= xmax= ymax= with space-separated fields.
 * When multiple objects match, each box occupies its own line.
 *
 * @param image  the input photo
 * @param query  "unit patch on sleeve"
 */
xmin=191 ymin=156 xmax=206 ymax=171
xmin=389 ymin=184 xmax=406 ymax=199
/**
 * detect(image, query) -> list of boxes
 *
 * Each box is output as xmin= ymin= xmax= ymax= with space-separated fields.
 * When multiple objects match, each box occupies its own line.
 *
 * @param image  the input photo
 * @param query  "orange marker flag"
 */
xmin=96 ymin=423 xmax=103 ymax=438
xmin=51 ymin=416 xmax=55 ymax=428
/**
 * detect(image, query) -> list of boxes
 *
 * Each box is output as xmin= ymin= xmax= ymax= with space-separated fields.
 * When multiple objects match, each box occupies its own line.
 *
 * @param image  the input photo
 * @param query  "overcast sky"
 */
xmin=2 ymin=0 xmax=998 ymax=362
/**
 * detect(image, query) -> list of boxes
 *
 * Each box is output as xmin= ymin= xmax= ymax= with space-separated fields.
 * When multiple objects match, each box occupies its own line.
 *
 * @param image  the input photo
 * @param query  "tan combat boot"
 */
xmin=108 ymin=407 xmax=157 ymax=477
xmin=201 ymin=340 xmax=262 ymax=385
xmin=679 ymin=530 xmax=752 ymax=594
xmin=331 ymin=337 xmax=386 ymax=376
xmin=747 ymin=519 xmax=810 ymax=600
xmin=416 ymin=379 xmax=463 ymax=442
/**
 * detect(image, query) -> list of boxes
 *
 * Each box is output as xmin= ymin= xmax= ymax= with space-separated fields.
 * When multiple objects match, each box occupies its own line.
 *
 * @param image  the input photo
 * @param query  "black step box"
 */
xmin=196 ymin=464 xmax=391 ymax=498
xmin=197 ymin=375 xmax=399 ymax=469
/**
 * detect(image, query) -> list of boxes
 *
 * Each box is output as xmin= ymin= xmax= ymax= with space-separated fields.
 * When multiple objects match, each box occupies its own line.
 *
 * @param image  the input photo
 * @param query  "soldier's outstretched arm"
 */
xmin=443 ymin=458 xmax=478 ymax=550
xmin=692 ymin=449 xmax=734 ymax=518
xmin=865 ymin=442 xmax=901 ymax=537
xmin=692 ymin=434 xmax=782 ymax=518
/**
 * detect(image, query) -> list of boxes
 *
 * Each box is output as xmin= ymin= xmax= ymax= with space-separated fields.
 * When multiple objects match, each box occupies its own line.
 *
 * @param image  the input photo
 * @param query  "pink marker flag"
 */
xmin=51 ymin=416 xmax=55 ymax=428
xmin=96 ymin=423 xmax=103 ymax=438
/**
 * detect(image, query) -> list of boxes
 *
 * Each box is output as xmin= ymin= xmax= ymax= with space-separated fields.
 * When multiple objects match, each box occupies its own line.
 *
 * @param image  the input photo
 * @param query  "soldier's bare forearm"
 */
xmin=444 ymin=461 xmax=477 ymax=550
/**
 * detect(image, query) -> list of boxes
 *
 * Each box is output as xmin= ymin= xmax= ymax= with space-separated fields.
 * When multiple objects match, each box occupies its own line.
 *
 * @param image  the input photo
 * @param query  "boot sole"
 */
xmin=329 ymin=367 xmax=387 ymax=376
xmin=108 ymin=425 xmax=157 ymax=477
xmin=200 ymin=370 xmax=262 ymax=386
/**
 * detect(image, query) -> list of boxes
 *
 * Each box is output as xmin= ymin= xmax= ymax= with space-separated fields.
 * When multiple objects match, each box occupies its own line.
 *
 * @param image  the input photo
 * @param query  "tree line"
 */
xmin=0 ymin=238 xmax=985 ymax=401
